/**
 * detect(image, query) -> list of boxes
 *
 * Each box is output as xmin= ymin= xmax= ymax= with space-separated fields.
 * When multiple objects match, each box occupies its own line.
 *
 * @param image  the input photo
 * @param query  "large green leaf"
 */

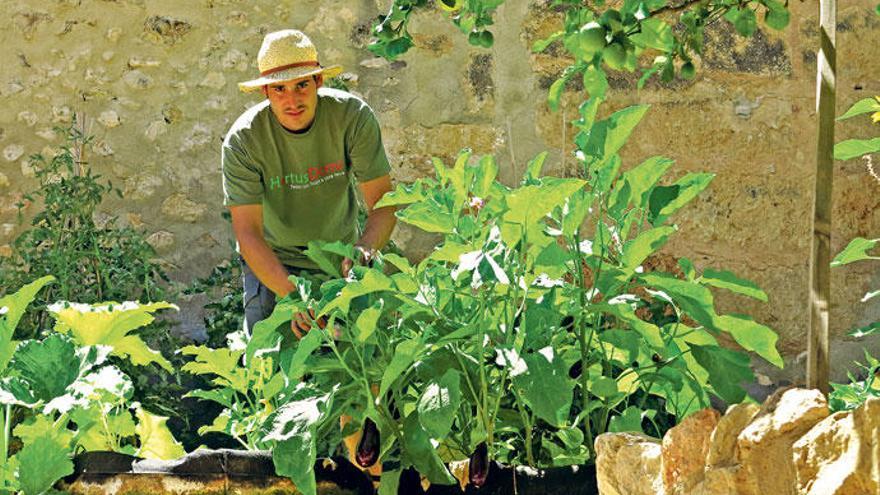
xmin=70 ymin=405 xmax=136 ymax=452
xmin=610 ymin=156 xmax=675 ymax=214
xmin=10 ymin=334 xmax=82 ymax=402
xmin=246 ymin=298 xmax=297 ymax=364
xmin=831 ymin=238 xmax=879 ymax=266
xmin=356 ymin=300 xmax=384 ymax=343
xmin=501 ymin=179 xmax=586 ymax=246
xmin=834 ymin=138 xmax=880 ymax=161
xmin=582 ymin=105 xmax=650 ymax=167
xmin=286 ymin=328 xmax=325 ymax=381
xmin=510 ymin=347 xmax=575 ymax=427
xmin=15 ymin=434 xmax=74 ymax=495
xmin=320 ymin=270 xmax=394 ymax=316
xmin=700 ymin=269 xmax=768 ymax=302
xmin=0 ymin=376 xmax=37 ymax=406
xmin=402 ymin=412 xmax=456 ymax=485
xmin=374 ymin=178 xmax=431 ymax=208
xmin=608 ymin=406 xmax=645 ymax=434
xmin=397 ymin=201 xmax=456 ymax=234
xmin=640 ymin=273 xmax=721 ymax=331
xmin=630 ymin=18 xmax=674 ymax=51
xmin=690 ymin=344 xmax=754 ymax=404
xmin=717 ymin=314 xmax=783 ymax=368
xmin=650 ymin=173 xmax=714 ymax=224
xmin=267 ymin=390 xmax=334 ymax=495
xmin=13 ymin=415 xmax=74 ymax=449
xmin=0 ymin=276 xmax=55 ymax=373
xmin=48 ymin=301 xmax=175 ymax=371
xmin=180 ymin=345 xmax=248 ymax=393
xmin=837 ymin=97 xmax=880 ymax=121
xmin=417 ymin=369 xmax=461 ymax=438
xmin=620 ymin=226 xmax=675 ymax=274
xmin=135 ymin=407 xmax=186 ymax=460
xmin=601 ymin=303 xmax=665 ymax=350
xmin=763 ymin=0 xmax=790 ymax=30
xmin=379 ymin=339 xmax=421 ymax=397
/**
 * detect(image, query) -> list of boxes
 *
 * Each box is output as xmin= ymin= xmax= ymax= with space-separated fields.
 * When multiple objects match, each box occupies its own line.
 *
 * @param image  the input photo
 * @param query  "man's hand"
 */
xmin=341 ymin=245 xmax=376 ymax=278
xmin=291 ymin=307 xmax=327 ymax=339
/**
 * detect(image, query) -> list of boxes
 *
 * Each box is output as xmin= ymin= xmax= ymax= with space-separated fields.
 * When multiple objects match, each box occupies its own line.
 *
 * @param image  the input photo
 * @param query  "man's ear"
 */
xmin=314 ymin=74 xmax=324 ymax=88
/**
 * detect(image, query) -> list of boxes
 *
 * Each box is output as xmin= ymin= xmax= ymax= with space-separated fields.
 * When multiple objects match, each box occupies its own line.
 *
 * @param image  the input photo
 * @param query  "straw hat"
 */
xmin=238 ymin=30 xmax=343 ymax=93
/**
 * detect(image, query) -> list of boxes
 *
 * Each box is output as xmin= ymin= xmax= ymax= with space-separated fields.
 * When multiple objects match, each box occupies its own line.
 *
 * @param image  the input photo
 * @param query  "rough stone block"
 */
xmin=595 ymin=432 xmax=665 ymax=495
xmin=662 ymin=408 xmax=721 ymax=493
xmin=737 ymin=388 xmax=830 ymax=495
xmin=792 ymin=398 xmax=880 ymax=495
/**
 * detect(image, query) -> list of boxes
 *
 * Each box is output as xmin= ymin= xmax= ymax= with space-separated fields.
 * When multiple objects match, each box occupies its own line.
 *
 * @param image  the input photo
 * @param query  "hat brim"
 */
xmin=238 ymin=65 xmax=344 ymax=92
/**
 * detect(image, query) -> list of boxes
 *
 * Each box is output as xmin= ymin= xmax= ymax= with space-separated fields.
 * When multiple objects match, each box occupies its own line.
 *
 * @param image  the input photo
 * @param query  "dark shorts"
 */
xmin=240 ymin=259 xmax=320 ymax=334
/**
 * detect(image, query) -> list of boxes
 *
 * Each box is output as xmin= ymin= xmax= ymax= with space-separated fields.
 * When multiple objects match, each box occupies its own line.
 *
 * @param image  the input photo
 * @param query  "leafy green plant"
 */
xmin=0 ymin=277 xmax=183 ymax=494
xmin=0 ymin=119 xmax=169 ymax=341
xmin=213 ymin=122 xmax=782 ymax=493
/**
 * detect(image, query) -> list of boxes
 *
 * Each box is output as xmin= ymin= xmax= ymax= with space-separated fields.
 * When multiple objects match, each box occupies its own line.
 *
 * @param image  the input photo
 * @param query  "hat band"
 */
xmin=260 ymin=60 xmax=321 ymax=76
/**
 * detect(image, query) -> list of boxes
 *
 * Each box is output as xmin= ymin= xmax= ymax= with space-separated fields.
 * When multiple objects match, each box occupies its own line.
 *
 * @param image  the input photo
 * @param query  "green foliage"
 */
xmin=829 ymin=352 xmax=880 ymax=413
xmin=0 ymin=120 xmax=170 ymax=341
xmin=0 ymin=279 xmax=182 ymax=493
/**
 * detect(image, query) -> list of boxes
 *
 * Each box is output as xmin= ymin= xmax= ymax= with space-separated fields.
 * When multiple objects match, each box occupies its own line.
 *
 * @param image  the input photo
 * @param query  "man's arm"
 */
xmin=229 ymin=204 xmax=295 ymax=297
xmin=342 ymin=175 xmax=396 ymax=276
xmin=357 ymin=174 xmax=396 ymax=251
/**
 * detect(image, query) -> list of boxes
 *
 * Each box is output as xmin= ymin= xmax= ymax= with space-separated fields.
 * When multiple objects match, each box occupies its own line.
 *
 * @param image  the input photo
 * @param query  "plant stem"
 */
xmin=1 ymin=404 xmax=10 ymax=466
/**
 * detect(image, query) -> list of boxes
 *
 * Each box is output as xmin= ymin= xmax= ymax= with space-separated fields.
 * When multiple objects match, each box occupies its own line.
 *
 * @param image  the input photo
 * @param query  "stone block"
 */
xmin=737 ymin=388 xmax=829 ymax=495
xmin=661 ymin=408 xmax=720 ymax=493
xmin=595 ymin=432 xmax=665 ymax=495
xmin=792 ymin=398 xmax=880 ymax=495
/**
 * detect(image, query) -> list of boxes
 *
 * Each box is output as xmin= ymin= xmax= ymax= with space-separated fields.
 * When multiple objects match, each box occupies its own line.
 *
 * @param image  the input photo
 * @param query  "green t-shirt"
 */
xmin=222 ymin=88 xmax=391 ymax=269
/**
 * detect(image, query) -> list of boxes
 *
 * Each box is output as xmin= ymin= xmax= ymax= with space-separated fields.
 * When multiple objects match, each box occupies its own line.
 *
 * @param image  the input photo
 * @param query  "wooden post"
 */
xmin=807 ymin=0 xmax=836 ymax=394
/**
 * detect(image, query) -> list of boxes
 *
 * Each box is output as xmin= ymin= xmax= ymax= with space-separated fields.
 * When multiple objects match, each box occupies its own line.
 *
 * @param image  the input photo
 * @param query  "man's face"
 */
xmin=263 ymin=74 xmax=323 ymax=132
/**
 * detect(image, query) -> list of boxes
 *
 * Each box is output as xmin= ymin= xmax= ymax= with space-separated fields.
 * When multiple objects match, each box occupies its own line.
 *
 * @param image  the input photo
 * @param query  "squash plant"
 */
xmin=192 ymin=94 xmax=784 ymax=493
xmin=0 ymin=277 xmax=184 ymax=494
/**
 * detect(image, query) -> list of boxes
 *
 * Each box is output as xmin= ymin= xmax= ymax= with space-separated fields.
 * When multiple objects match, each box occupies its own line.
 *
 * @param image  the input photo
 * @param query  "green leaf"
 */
xmin=380 ymin=339 xmax=422 ymax=397
xmin=582 ymin=65 xmax=609 ymax=99
xmin=523 ymin=151 xmax=549 ymax=184
xmin=9 ymin=334 xmax=81 ymax=402
xmin=763 ymin=0 xmax=790 ymax=30
xmin=181 ymin=345 xmax=248 ymax=393
xmin=304 ymin=241 xmax=343 ymax=277
xmin=620 ymin=226 xmax=675 ymax=274
xmin=135 ymin=407 xmax=186 ymax=460
xmin=690 ymin=344 xmax=754 ymax=404
xmin=849 ymin=321 xmax=880 ymax=338
xmin=532 ymin=31 xmax=563 ymax=53
xmin=0 ymin=376 xmax=38 ymax=406
xmin=15 ymin=434 xmax=74 ymax=495
xmin=548 ymin=76 xmax=568 ymax=112
xmin=501 ymin=179 xmax=586 ymax=246
xmin=0 ymin=276 xmax=55 ymax=373
xmin=608 ymin=406 xmax=645 ymax=433
xmin=356 ymin=300 xmax=384 ymax=343
xmin=378 ymin=469 xmax=402 ymax=495
xmin=286 ymin=328 xmax=326 ymax=380
xmin=630 ymin=18 xmax=674 ymax=51
xmin=402 ymin=412 xmax=456 ymax=485
xmin=834 ymin=138 xmax=880 ymax=161
xmin=246 ymin=298 xmax=297 ymax=366
xmin=700 ymin=269 xmax=768 ymax=302
xmin=831 ymin=238 xmax=879 ymax=266
xmin=650 ymin=173 xmax=714 ymax=224
xmin=583 ymin=105 xmax=650 ymax=167
xmin=601 ymin=303 xmax=665 ymax=349
xmin=13 ymin=415 xmax=74 ymax=449
xmin=397 ymin=201 xmax=456 ymax=234
xmin=511 ymin=348 xmax=575 ymax=427
xmin=48 ymin=301 xmax=175 ymax=371
xmin=374 ymin=179 xmax=430 ymax=208
xmin=640 ymin=273 xmax=721 ymax=331
xmin=383 ymin=253 xmax=415 ymax=276
xmin=838 ymin=97 xmax=880 ymax=121
xmin=590 ymin=376 xmax=619 ymax=399
xmin=417 ymin=369 xmax=462 ymax=438
xmin=717 ymin=314 xmax=783 ymax=368
xmin=733 ymin=8 xmax=757 ymax=37
xmin=267 ymin=390 xmax=334 ymax=495
xmin=610 ymin=156 xmax=675 ymax=212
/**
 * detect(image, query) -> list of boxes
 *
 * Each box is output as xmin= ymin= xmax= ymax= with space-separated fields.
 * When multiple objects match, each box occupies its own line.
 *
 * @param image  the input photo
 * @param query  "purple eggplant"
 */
xmin=355 ymin=418 xmax=380 ymax=468
xmin=469 ymin=441 xmax=489 ymax=488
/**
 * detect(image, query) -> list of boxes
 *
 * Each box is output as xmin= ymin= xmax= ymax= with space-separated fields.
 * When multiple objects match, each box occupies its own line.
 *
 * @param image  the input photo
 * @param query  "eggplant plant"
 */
xmin=215 ymin=91 xmax=784 ymax=494
xmin=0 ymin=276 xmax=184 ymax=495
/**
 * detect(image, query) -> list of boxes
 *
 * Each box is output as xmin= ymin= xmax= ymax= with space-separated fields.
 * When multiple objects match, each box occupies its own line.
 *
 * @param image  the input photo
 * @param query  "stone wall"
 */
xmin=595 ymin=390 xmax=880 ymax=495
xmin=0 ymin=0 xmax=877 ymax=382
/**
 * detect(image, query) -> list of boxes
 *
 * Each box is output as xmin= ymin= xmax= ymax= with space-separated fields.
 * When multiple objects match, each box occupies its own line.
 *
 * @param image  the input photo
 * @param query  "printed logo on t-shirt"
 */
xmin=268 ymin=162 xmax=344 ymax=191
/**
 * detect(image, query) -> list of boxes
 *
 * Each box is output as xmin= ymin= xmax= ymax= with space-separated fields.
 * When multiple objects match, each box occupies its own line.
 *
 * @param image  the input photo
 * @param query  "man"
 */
xmin=222 ymin=29 xmax=396 ymax=337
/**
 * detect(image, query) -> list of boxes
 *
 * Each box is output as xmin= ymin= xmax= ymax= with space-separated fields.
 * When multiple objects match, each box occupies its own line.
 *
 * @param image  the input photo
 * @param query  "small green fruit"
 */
xmin=603 ymin=42 xmax=627 ymax=70
xmin=577 ymin=22 xmax=607 ymax=54
xmin=680 ymin=61 xmax=696 ymax=80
